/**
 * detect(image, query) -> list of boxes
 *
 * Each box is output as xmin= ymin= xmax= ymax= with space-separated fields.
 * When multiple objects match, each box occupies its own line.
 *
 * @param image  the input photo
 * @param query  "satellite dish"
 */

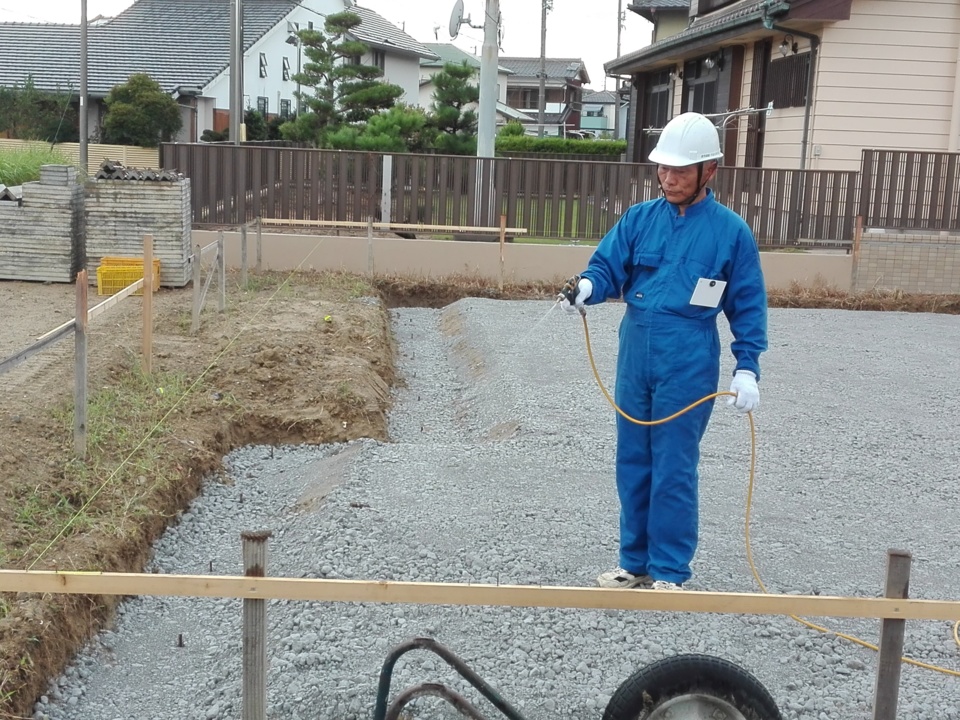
xmin=449 ymin=0 xmax=465 ymax=39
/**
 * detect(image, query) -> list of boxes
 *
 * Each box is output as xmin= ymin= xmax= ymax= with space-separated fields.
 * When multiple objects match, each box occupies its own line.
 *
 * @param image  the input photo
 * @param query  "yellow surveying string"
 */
xmin=576 ymin=310 xmax=960 ymax=678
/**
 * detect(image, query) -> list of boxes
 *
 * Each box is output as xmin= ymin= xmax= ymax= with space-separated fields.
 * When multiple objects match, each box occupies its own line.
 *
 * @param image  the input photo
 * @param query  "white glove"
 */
xmin=560 ymin=277 xmax=592 ymax=314
xmin=727 ymin=370 xmax=760 ymax=413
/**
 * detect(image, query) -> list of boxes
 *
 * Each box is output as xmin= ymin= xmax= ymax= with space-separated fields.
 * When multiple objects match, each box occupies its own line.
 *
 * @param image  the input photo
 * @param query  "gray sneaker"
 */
xmin=651 ymin=580 xmax=683 ymax=591
xmin=597 ymin=567 xmax=653 ymax=589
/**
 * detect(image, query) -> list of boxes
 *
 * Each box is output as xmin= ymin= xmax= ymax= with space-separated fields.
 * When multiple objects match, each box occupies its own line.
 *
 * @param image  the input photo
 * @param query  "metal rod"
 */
xmin=79 ymin=0 xmax=88 ymax=177
xmin=141 ymin=235 xmax=153 ymax=375
xmin=374 ymin=637 xmax=526 ymax=720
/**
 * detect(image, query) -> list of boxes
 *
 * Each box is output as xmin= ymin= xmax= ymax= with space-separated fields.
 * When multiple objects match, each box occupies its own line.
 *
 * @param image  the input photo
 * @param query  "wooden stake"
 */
xmin=242 ymin=531 xmax=272 ymax=720
xmin=74 ymin=270 xmax=88 ymax=458
xmin=142 ymin=234 xmax=153 ymax=375
xmin=256 ymin=217 xmax=263 ymax=273
xmin=367 ymin=217 xmax=374 ymax=276
xmin=191 ymin=243 xmax=202 ymax=333
xmin=218 ymin=231 xmax=226 ymax=313
xmin=241 ymin=223 xmax=248 ymax=289
xmin=872 ymin=549 xmax=911 ymax=720
xmin=499 ymin=214 xmax=507 ymax=292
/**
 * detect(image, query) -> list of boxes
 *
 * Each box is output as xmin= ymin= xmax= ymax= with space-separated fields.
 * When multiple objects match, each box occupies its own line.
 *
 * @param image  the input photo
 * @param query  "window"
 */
xmin=372 ymin=50 xmax=385 ymax=71
xmin=257 ymin=96 xmax=268 ymax=115
xmin=282 ymin=57 xmax=290 ymax=81
xmin=280 ymin=99 xmax=292 ymax=118
xmin=681 ymin=57 xmax=718 ymax=115
xmin=640 ymin=69 xmax=671 ymax=160
xmin=764 ymin=53 xmax=810 ymax=109
xmin=696 ymin=0 xmax=740 ymax=13
xmin=259 ymin=53 xmax=267 ymax=78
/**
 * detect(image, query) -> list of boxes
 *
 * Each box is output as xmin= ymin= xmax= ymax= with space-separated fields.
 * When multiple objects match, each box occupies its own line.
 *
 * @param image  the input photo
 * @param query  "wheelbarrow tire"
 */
xmin=602 ymin=653 xmax=783 ymax=720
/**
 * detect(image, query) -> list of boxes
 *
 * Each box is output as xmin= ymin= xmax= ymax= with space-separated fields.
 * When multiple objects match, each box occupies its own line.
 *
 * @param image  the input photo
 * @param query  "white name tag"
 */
xmin=690 ymin=278 xmax=727 ymax=308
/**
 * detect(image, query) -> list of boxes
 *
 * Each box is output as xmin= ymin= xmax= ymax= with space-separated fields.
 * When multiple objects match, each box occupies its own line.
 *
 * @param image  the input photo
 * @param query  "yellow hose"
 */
xmin=577 ymin=310 xmax=960 ymax=677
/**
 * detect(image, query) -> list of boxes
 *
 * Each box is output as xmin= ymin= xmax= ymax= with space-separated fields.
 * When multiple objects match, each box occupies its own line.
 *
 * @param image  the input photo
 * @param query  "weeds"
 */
xmin=0 ymin=144 xmax=76 ymax=187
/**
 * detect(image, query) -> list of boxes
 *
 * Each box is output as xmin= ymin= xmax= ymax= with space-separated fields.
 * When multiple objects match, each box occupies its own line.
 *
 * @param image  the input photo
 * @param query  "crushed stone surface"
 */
xmin=34 ymin=299 xmax=960 ymax=720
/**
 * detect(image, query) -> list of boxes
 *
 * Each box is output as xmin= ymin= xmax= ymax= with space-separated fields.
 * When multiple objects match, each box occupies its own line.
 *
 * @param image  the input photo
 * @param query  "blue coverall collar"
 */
xmin=667 ymin=188 xmax=715 ymax=217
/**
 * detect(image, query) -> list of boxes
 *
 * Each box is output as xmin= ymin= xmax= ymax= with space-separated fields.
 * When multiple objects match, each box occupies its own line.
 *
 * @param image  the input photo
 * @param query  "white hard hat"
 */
xmin=648 ymin=112 xmax=723 ymax=166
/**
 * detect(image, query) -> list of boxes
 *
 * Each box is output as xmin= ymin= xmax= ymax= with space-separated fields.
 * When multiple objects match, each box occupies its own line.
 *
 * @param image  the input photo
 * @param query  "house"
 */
xmin=606 ymin=0 xmax=960 ymax=172
xmin=580 ymin=89 xmax=629 ymax=138
xmin=498 ymin=57 xmax=590 ymax=136
xmin=0 ymin=0 xmax=437 ymax=143
xmin=417 ymin=43 xmax=527 ymax=126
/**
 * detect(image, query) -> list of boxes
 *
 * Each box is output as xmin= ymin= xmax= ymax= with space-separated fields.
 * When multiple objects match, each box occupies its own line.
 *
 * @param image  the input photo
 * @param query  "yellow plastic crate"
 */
xmin=96 ymin=257 xmax=161 ymax=296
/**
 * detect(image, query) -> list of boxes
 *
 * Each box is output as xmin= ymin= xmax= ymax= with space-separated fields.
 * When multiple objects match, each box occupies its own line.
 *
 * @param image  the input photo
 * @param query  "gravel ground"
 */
xmin=34 ymin=299 xmax=960 ymax=720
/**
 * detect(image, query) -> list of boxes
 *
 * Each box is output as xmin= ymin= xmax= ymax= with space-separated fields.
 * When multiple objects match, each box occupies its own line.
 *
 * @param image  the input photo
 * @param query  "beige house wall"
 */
xmin=811 ymin=0 xmax=960 ymax=171
xmin=758 ymin=36 xmax=816 ymax=170
xmin=199 ymin=230 xmax=853 ymax=292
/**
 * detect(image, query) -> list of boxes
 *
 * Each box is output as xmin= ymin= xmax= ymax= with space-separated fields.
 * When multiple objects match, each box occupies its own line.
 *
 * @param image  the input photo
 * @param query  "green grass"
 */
xmin=0 ymin=143 xmax=76 ymax=186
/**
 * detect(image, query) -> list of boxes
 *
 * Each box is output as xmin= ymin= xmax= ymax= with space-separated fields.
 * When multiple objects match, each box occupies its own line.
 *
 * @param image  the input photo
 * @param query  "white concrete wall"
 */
xmin=199 ymin=230 xmax=854 ymax=292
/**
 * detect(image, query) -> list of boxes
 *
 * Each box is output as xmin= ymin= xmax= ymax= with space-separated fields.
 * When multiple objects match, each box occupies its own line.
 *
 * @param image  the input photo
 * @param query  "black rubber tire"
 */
xmin=602 ymin=653 xmax=783 ymax=720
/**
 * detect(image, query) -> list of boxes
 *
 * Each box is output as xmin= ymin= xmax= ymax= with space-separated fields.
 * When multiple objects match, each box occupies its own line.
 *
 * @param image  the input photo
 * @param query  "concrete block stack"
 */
xmin=0 ymin=165 xmax=85 ymax=282
xmin=84 ymin=162 xmax=193 ymax=287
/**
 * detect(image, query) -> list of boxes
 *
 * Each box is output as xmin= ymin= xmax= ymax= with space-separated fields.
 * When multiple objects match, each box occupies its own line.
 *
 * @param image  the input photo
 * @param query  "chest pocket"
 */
xmin=664 ymin=257 xmax=727 ymax=318
xmin=628 ymin=252 xmax=663 ymax=302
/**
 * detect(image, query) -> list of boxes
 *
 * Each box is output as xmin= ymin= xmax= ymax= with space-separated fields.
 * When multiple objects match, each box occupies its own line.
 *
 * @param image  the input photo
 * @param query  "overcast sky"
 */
xmin=0 ymin=0 xmax=653 ymax=90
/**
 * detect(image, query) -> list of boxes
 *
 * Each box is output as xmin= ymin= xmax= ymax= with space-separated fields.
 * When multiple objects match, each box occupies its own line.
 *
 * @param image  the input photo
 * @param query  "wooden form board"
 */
xmin=259 ymin=218 xmax=528 ymax=235
xmin=1 ymin=571 xmax=958 ymax=622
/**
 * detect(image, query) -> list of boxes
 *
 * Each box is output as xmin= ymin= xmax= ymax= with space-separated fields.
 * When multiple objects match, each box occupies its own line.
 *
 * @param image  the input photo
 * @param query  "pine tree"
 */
xmin=430 ymin=61 xmax=479 ymax=156
xmin=289 ymin=11 xmax=403 ymax=145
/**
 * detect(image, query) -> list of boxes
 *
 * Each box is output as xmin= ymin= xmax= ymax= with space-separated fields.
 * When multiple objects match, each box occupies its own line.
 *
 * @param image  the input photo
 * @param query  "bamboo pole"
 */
xmin=142 ymin=235 xmax=153 ymax=375
xmin=242 ymin=531 xmax=272 ymax=720
xmin=74 ymin=271 xmax=88 ymax=458
xmin=0 ymin=570 xmax=957 ymax=621
xmin=872 ymin=550 xmax=912 ymax=720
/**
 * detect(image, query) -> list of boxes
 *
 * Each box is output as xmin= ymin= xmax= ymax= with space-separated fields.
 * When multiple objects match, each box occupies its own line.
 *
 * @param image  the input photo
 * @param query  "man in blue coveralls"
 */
xmin=560 ymin=112 xmax=768 ymax=591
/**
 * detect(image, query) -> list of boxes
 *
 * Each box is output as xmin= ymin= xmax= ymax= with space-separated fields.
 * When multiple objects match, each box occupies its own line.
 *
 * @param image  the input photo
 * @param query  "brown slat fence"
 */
xmin=160 ymin=143 xmax=859 ymax=247
xmin=860 ymin=149 xmax=960 ymax=231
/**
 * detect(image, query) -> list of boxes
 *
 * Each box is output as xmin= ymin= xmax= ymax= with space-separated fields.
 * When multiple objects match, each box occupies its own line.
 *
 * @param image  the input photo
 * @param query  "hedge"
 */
xmin=495 ymin=136 xmax=626 ymax=156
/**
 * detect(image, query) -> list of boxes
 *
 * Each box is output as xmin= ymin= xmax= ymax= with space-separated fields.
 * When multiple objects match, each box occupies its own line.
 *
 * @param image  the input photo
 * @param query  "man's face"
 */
xmin=657 ymin=162 xmax=717 ymax=205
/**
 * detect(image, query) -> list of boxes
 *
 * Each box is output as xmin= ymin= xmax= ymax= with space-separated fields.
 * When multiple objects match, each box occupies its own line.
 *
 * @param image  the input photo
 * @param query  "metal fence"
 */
xmin=860 ymin=149 xmax=960 ymax=231
xmin=160 ymin=143 xmax=862 ymax=247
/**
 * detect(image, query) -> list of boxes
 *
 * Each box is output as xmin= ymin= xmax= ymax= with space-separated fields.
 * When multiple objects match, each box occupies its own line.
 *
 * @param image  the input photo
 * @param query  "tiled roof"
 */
xmin=584 ymin=90 xmax=616 ymax=104
xmin=351 ymin=5 xmax=436 ymax=59
xmin=606 ymin=0 xmax=788 ymax=74
xmin=420 ymin=43 xmax=513 ymax=73
xmin=0 ymin=0 xmax=435 ymax=97
xmin=0 ymin=0 xmax=297 ymax=96
xmin=498 ymin=57 xmax=590 ymax=85
xmin=628 ymin=0 xmax=690 ymax=23
xmin=628 ymin=0 xmax=689 ymax=10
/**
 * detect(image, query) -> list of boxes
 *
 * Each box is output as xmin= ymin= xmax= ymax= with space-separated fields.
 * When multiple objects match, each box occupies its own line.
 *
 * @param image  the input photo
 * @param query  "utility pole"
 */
xmin=538 ymin=0 xmax=550 ymax=138
xmin=229 ymin=0 xmax=244 ymax=144
xmin=614 ymin=0 xmax=623 ymax=140
xmin=476 ymin=0 xmax=499 ymax=158
xmin=79 ymin=0 xmax=88 ymax=177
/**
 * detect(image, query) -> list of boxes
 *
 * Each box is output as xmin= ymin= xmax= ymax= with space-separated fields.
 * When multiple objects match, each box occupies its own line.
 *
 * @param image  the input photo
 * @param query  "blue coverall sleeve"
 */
xmin=579 ymin=205 xmax=641 ymax=303
xmin=722 ymin=224 xmax=768 ymax=380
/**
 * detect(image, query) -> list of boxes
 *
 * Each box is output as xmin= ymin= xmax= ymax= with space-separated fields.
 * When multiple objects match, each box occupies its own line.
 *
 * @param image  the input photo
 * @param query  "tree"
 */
xmin=289 ymin=11 xmax=404 ymax=145
xmin=327 ymin=105 xmax=434 ymax=152
xmin=429 ymin=61 xmax=479 ymax=155
xmin=0 ymin=78 xmax=78 ymax=143
xmin=102 ymin=73 xmax=182 ymax=147
xmin=244 ymin=109 xmax=268 ymax=141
